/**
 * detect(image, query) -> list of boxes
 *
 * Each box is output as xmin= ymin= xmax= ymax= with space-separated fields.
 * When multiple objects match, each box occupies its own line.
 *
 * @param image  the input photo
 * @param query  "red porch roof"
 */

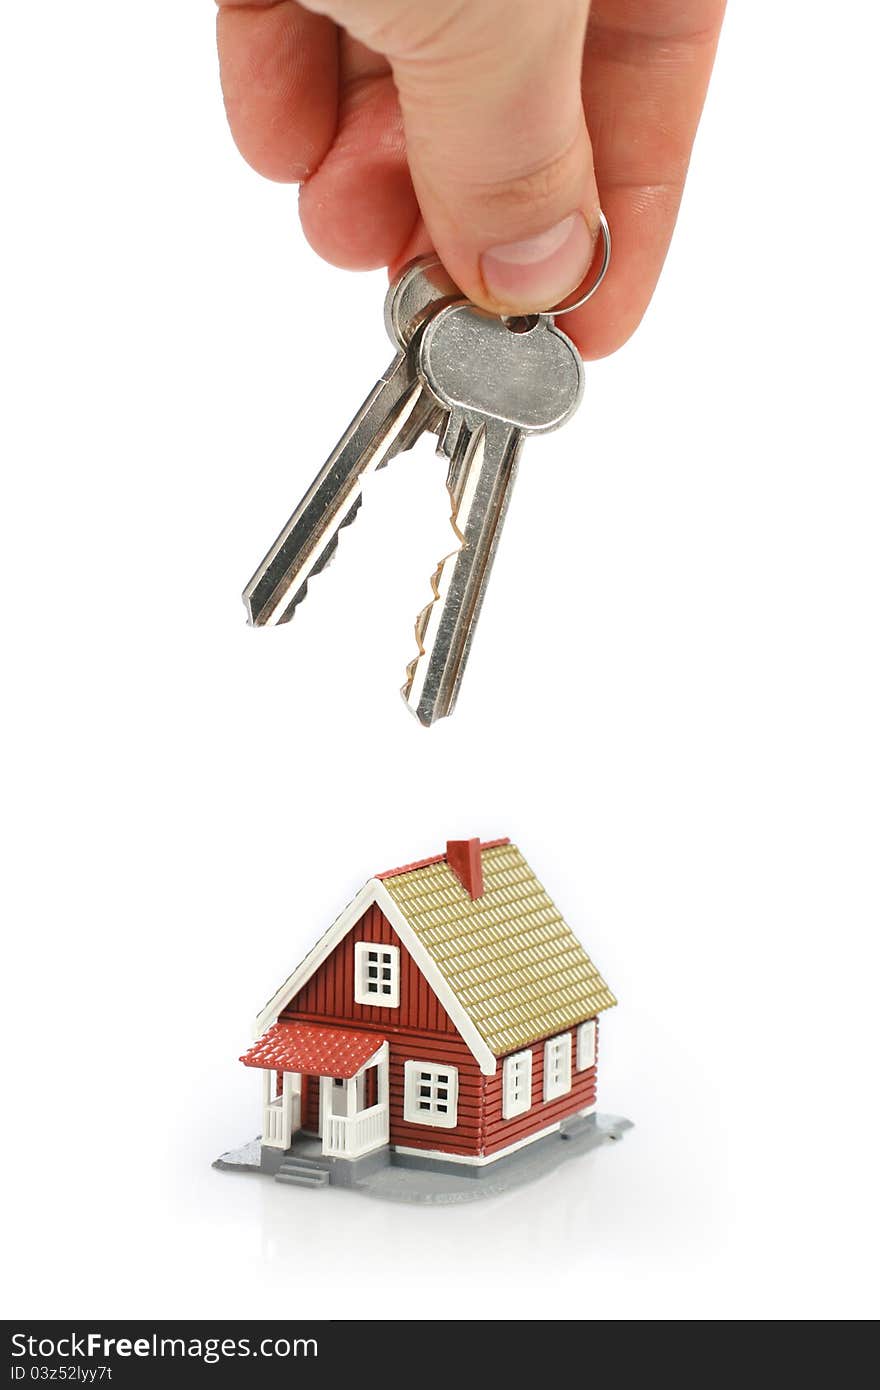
xmin=240 ymin=1022 xmax=380 ymax=1078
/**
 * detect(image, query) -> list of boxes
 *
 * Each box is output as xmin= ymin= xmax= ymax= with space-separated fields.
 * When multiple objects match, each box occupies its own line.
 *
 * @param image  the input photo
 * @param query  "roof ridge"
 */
xmin=376 ymin=838 xmax=511 ymax=881
xmin=379 ymin=844 xmax=617 ymax=1054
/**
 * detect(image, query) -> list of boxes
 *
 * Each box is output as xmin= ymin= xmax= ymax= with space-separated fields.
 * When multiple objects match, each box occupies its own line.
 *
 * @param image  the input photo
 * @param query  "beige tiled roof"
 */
xmin=381 ymin=842 xmax=616 ymax=1057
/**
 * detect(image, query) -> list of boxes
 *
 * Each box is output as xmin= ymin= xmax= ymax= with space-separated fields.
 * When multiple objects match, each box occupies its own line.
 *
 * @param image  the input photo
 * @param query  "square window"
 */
xmin=404 ymin=1060 xmax=459 ymax=1128
xmin=354 ymin=941 xmax=400 ymax=1008
xmin=502 ymin=1049 xmax=533 ymax=1120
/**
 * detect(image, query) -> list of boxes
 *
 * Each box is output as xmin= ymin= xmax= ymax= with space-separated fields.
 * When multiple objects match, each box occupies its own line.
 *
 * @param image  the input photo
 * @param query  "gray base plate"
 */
xmin=213 ymin=1112 xmax=632 ymax=1205
xmin=214 ymin=1137 xmax=262 ymax=1173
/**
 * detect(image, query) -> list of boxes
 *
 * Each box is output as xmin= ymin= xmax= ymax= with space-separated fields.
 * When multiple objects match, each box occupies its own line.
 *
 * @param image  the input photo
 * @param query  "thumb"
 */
xmin=390 ymin=0 xmax=599 ymax=313
xmin=300 ymin=0 xmax=599 ymax=314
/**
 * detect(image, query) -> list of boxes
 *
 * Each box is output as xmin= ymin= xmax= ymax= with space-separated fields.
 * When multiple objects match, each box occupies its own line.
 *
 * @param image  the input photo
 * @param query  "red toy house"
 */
xmin=239 ymin=838 xmax=618 ymax=1185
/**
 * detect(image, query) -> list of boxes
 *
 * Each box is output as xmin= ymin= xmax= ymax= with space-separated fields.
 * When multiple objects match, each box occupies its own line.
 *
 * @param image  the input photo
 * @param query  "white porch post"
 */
xmin=281 ymin=1071 xmax=296 ymax=1139
xmin=319 ymin=1075 xmax=332 ymax=1141
xmin=321 ymin=1044 xmax=389 ymax=1158
xmin=262 ymin=1069 xmax=286 ymax=1148
xmin=262 ymin=1069 xmax=300 ymax=1149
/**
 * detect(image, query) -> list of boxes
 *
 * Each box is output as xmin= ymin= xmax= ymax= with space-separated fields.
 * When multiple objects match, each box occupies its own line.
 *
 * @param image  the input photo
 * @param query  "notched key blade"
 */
xmin=258 ymin=493 xmax=363 ymax=626
xmin=243 ymin=365 xmax=427 ymax=628
xmin=404 ymin=304 xmax=582 ymax=725
xmin=403 ymin=420 xmax=520 ymax=726
xmin=244 ymin=265 xmax=458 ymax=631
xmin=402 ymin=532 xmax=463 ymax=727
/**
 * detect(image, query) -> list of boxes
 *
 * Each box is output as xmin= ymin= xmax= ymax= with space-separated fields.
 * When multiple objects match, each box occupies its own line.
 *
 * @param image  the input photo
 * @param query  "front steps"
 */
xmin=274 ymin=1154 xmax=330 ymax=1189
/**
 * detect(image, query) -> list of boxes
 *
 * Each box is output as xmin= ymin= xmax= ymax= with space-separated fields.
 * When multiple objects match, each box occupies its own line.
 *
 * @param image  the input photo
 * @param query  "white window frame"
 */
xmin=502 ymin=1049 xmax=533 ymax=1120
xmin=543 ymin=1034 xmax=572 ymax=1102
xmin=577 ymin=1019 xmax=597 ymax=1070
xmin=403 ymin=1060 xmax=459 ymax=1128
xmin=354 ymin=941 xmax=400 ymax=1008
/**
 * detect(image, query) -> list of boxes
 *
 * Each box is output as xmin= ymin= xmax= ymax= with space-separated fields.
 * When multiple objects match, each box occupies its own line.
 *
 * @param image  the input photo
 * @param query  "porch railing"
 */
xmin=263 ymin=1091 xmax=301 ymax=1149
xmin=323 ymin=1102 xmax=388 ymax=1159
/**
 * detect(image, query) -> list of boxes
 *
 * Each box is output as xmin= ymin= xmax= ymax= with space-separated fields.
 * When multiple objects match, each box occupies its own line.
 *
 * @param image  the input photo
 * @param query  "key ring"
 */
xmin=547 ymin=211 xmax=611 ymax=317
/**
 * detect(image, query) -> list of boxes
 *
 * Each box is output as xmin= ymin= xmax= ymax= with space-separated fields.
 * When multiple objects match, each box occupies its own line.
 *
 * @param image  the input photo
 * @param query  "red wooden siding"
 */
xmin=279 ymin=902 xmax=482 ymax=1152
xmin=387 ymin=1030 xmax=482 ymax=1155
xmin=282 ymin=903 xmax=458 ymax=1035
xmin=290 ymin=1026 xmax=482 ymax=1152
xmin=278 ymin=901 xmax=601 ymax=1160
xmin=365 ymin=1065 xmax=378 ymax=1110
xmin=290 ymin=1020 xmax=599 ymax=1158
xmin=303 ymin=1075 xmax=319 ymax=1133
xmin=482 ymin=1019 xmax=599 ymax=1157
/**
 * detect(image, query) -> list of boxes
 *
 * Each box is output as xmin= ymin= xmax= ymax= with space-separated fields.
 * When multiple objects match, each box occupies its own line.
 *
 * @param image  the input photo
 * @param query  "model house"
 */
xmin=239 ymin=837 xmax=617 ymax=1186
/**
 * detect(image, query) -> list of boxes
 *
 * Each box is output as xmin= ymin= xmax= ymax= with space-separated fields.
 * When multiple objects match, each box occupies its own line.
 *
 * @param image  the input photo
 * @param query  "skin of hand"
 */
xmin=215 ymin=0 xmax=726 ymax=358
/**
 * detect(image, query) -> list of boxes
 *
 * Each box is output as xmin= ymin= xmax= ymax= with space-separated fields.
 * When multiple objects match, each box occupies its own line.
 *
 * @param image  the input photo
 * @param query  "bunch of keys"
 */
xmin=243 ymin=216 xmax=611 ymax=726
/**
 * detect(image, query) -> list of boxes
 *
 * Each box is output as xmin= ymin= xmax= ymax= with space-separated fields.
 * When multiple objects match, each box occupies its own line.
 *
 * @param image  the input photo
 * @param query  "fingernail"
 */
xmin=480 ymin=212 xmax=594 ymax=312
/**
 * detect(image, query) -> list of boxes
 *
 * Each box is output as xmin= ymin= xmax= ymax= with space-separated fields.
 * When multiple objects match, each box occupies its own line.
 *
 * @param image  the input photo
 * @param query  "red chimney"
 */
xmin=446 ymin=838 xmax=484 ymax=900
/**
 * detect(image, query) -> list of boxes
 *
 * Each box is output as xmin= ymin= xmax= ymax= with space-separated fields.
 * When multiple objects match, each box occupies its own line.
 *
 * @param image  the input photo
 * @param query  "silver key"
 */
xmin=243 ymin=257 xmax=457 ymax=627
xmin=403 ymin=306 xmax=584 ymax=726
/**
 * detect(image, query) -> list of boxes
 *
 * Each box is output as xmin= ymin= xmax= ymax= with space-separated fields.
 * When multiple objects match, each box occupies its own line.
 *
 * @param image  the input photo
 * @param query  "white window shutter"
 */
xmin=502 ymin=1050 xmax=533 ymax=1119
xmin=543 ymin=1034 xmax=572 ymax=1102
xmin=577 ymin=1020 xmax=597 ymax=1070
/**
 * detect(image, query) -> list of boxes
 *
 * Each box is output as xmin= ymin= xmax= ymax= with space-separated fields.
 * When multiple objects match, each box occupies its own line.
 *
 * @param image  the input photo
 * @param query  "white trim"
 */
xmin=255 ymin=879 xmax=378 ymax=1037
xmin=577 ymin=1019 xmax=596 ymax=1070
xmin=543 ymin=1034 xmax=572 ymax=1101
xmin=502 ymin=1049 xmax=533 ymax=1120
xmin=373 ymin=882 xmax=497 ymax=1075
xmin=354 ymin=940 xmax=400 ymax=1008
xmin=394 ymin=1120 xmax=562 ymax=1167
xmin=319 ymin=1074 xmax=333 ymax=1136
xmin=261 ymin=1068 xmax=301 ymax=1149
xmin=321 ymin=1040 xmax=390 ymax=1158
xmin=253 ymin=878 xmax=498 ymax=1075
xmin=319 ymin=1043 xmax=384 ymax=1133
xmin=354 ymin=1043 xmax=386 ymax=1078
xmin=403 ymin=1059 xmax=459 ymax=1128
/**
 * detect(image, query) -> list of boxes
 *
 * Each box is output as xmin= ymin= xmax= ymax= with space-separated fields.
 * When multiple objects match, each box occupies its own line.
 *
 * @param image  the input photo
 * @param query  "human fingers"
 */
xmin=215 ymin=0 xmax=338 ymax=182
xmin=566 ymin=0 xmax=727 ymax=358
xmin=298 ymin=0 xmax=599 ymax=315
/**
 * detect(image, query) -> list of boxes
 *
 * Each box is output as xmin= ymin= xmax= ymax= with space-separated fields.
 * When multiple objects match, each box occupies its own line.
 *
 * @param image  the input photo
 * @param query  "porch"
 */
xmin=241 ymin=1022 xmax=390 ymax=1161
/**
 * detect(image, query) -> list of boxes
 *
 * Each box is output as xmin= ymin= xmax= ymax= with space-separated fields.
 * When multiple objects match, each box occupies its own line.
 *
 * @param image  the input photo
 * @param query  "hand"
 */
xmin=215 ymin=1 xmax=725 ymax=357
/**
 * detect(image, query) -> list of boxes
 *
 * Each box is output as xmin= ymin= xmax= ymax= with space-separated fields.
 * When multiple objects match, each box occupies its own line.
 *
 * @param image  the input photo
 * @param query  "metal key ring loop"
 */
xmin=547 ymin=211 xmax=611 ymax=317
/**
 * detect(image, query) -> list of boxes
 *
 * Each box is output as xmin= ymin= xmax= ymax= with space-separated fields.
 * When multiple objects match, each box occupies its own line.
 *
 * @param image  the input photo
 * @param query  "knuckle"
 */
xmin=475 ymin=138 xmax=585 ymax=222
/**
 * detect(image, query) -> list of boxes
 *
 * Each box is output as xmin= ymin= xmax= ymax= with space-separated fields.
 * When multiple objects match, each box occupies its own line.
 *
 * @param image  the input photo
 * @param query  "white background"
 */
xmin=2 ymin=2 xmax=878 ymax=1321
